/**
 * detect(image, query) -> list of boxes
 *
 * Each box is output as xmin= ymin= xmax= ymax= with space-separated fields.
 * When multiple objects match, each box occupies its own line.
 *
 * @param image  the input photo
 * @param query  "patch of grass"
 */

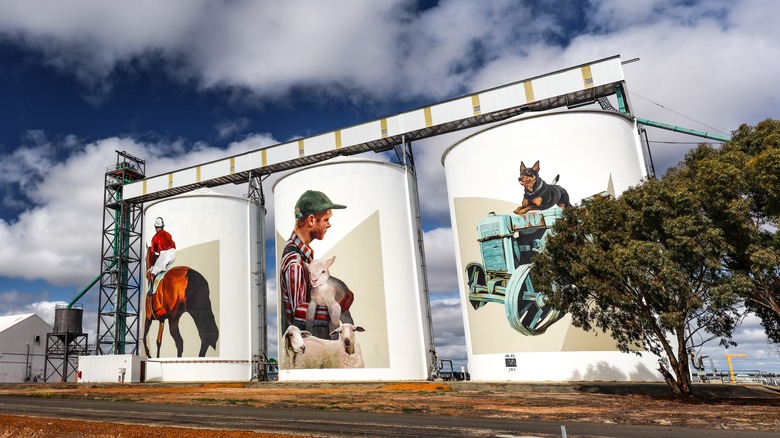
xmin=192 ymin=397 xmax=219 ymax=403
xmin=325 ymin=401 xmax=341 ymax=406
xmin=401 ymin=406 xmax=430 ymax=413
xmin=224 ymin=398 xmax=254 ymax=406
xmin=28 ymin=391 xmax=55 ymax=398
xmin=267 ymin=400 xmax=300 ymax=409
xmin=192 ymin=397 xmax=255 ymax=406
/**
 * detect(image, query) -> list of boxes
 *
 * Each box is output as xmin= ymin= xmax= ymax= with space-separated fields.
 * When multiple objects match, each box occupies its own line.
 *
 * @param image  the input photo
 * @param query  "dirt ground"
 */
xmin=1 ymin=381 xmax=779 ymax=436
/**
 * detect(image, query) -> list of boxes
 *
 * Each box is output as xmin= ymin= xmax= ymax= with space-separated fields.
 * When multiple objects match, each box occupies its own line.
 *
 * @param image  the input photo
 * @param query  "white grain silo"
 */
xmin=142 ymin=188 xmax=263 ymax=381
xmin=442 ymin=110 xmax=662 ymax=381
xmin=273 ymin=158 xmax=434 ymax=381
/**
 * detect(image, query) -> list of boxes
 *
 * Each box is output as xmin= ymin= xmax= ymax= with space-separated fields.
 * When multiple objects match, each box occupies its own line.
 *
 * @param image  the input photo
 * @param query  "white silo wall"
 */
xmin=143 ymin=188 xmax=262 ymax=382
xmin=273 ymin=158 xmax=433 ymax=381
xmin=442 ymin=110 xmax=663 ymax=382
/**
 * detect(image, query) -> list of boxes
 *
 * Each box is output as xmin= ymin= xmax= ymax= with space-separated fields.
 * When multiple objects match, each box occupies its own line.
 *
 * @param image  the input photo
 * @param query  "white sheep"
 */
xmin=280 ymin=325 xmax=308 ymax=370
xmin=330 ymin=322 xmax=365 ymax=368
xmin=280 ymin=325 xmax=341 ymax=369
xmin=295 ymin=322 xmax=366 ymax=369
xmin=305 ymin=256 xmax=352 ymax=337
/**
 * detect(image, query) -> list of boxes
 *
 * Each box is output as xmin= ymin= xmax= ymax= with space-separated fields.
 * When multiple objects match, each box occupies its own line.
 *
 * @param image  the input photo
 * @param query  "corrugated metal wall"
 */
xmin=0 ymin=314 xmax=52 ymax=382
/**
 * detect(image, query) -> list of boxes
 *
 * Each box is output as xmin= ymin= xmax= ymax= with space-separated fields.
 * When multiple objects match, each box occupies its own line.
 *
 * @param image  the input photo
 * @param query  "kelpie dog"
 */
xmin=513 ymin=160 xmax=570 ymax=215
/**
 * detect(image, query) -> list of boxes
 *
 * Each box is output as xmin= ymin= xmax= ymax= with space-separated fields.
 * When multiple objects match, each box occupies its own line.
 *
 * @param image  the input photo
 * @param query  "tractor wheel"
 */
xmin=466 ymin=262 xmax=487 ymax=310
xmin=504 ymin=264 xmax=563 ymax=336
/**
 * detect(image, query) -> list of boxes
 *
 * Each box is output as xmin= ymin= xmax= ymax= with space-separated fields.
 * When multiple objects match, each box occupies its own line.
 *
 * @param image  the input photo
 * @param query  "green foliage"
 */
xmin=532 ymin=164 xmax=743 ymax=396
xmin=675 ymin=119 xmax=780 ymax=343
xmin=733 ymin=120 xmax=780 ymax=341
xmin=532 ymin=118 xmax=780 ymax=395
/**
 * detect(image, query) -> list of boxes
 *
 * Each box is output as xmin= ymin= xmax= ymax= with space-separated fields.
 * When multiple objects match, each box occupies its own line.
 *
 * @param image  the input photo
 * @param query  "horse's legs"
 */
xmin=156 ymin=320 xmax=165 ymax=358
xmin=143 ymin=317 xmax=153 ymax=358
xmin=196 ymin=315 xmax=211 ymax=357
xmin=198 ymin=340 xmax=208 ymax=357
xmin=169 ymin=316 xmax=185 ymax=357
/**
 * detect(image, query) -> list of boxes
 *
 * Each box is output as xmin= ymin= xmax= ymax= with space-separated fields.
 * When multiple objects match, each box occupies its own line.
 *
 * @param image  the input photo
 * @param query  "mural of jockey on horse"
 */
xmin=143 ymin=216 xmax=219 ymax=358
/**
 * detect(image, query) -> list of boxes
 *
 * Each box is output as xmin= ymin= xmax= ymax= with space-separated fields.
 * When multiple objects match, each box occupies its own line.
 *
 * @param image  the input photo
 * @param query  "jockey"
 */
xmin=147 ymin=217 xmax=176 ymax=295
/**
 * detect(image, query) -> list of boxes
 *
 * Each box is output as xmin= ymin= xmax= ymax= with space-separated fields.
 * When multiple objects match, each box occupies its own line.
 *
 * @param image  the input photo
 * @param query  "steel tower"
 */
xmin=96 ymin=151 xmax=146 ymax=355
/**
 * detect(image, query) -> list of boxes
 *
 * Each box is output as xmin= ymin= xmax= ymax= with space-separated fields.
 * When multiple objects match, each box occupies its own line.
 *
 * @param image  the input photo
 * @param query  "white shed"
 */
xmin=0 ymin=314 xmax=52 ymax=382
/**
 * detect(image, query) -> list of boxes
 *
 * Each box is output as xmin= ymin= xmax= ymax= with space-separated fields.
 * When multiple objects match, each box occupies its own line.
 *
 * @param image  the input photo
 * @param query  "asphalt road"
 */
xmin=0 ymin=395 xmax=776 ymax=438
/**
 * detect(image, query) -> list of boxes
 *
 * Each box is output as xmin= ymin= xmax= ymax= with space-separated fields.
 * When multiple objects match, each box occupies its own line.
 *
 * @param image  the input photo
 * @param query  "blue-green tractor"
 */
xmin=466 ymin=206 xmax=564 ymax=336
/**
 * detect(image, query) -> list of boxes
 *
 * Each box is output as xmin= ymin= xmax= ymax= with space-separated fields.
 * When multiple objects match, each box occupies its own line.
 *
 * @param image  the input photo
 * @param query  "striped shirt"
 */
xmin=279 ymin=231 xmax=313 ymax=325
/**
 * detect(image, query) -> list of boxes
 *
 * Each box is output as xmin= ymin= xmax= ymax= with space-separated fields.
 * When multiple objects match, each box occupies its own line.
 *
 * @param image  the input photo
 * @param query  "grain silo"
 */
xmin=141 ymin=188 xmax=263 ymax=381
xmin=273 ymin=158 xmax=434 ymax=380
xmin=442 ymin=110 xmax=662 ymax=381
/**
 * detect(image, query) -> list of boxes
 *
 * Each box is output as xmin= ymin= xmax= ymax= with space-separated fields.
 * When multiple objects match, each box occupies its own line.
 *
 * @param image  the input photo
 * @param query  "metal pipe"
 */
xmin=640 ymin=125 xmax=656 ymax=178
xmin=25 ymin=343 xmax=30 ymax=381
xmin=616 ymin=85 xmax=628 ymax=114
xmin=405 ymin=141 xmax=437 ymax=379
xmin=636 ymin=118 xmax=731 ymax=142
xmin=68 ymin=260 xmax=116 ymax=309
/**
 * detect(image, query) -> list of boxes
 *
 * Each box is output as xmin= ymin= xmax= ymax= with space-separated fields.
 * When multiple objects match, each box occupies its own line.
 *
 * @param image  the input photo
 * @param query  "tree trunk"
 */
xmin=673 ymin=328 xmax=694 ymax=396
xmin=657 ymin=363 xmax=683 ymax=396
xmin=652 ymin=327 xmax=695 ymax=396
xmin=673 ymin=345 xmax=694 ymax=396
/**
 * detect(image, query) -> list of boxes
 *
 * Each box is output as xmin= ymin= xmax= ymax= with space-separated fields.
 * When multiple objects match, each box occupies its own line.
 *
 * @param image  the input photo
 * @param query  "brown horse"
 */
xmin=143 ymin=266 xmax=219 ymax=358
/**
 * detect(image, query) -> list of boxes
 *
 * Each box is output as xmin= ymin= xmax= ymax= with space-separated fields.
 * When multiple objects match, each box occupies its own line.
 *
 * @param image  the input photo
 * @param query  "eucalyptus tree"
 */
xmin=677 ymin=119 xmax=780 ymax=342
xmin=532 ymin=176 xmax=745 ymax=396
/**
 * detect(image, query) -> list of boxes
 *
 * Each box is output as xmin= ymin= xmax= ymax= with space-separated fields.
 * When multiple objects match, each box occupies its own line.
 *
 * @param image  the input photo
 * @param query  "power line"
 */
xmin=631 ymin=92 xmax=729 ymax=135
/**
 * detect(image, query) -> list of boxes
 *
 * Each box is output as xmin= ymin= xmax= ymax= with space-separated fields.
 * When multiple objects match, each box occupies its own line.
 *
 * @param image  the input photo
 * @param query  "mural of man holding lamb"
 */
xmin=280 ymin=190 xmax=355 ymax=340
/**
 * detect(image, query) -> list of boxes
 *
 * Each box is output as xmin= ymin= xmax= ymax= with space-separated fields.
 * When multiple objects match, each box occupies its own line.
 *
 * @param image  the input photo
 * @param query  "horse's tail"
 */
xmin=185 ymin=269 xmax=219 ymax=351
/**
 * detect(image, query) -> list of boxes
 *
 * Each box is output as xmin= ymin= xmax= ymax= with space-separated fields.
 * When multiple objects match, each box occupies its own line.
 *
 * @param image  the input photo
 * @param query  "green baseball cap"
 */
xmin=294 ymin=190 xmax=346 ymax=218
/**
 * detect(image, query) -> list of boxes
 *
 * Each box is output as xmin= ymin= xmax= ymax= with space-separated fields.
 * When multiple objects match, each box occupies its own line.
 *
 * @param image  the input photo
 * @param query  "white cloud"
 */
xmin=422 ymin=227 xmax=459 ymax=295
xmin=694 ymin=312 xmax=780 ymax=374
xmin=0 ymin=1 xmax=775 ymax=159
xmin=0 ymin=290 xmax=55 ymax=316
xmin=413 ymin=132 xmax=466 ymax=226
xmin=0 ymin=133 xmax=277 ymax=286
xmin=431 ymin=298 xmax=467 ymax=369
xmin=192 ymin=1 xmax=410 ymax=98
xmin=0 ymin=0 xmax=208 ymax=82
xmin=215 ymin=118 xmax=251 ymax=140
xmin=5 ymin=0 xmax=772 ymax=124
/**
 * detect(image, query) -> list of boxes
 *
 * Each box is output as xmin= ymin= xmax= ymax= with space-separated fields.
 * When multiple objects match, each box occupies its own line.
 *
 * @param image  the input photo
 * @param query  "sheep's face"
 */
xmin=284 ymin=325 xmax=306 ymax=354
xmin=306 ymin=256 xmax=335 ymax=288
xmin=330 ymin=323 xmax=365 ymax=355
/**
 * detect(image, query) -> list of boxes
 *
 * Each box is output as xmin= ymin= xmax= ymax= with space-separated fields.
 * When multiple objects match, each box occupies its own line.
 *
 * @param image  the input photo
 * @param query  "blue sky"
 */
xmin=0 ymin=0 xmax=778 ymax=374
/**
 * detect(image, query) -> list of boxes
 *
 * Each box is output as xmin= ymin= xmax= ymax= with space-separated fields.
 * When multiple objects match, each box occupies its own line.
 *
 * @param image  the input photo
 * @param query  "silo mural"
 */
xmin=442 ymin=110 xmax=662 ymax=381
xmin=274 ymin=158 xmax=433 ymax=381
xmin=143 ymin=188 xmax=262 ymax=381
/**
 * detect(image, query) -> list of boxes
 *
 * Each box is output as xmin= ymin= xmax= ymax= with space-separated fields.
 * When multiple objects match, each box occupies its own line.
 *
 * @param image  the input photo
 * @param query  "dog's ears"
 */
xmin=520 ymin=161 xmax=541 ymax=173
